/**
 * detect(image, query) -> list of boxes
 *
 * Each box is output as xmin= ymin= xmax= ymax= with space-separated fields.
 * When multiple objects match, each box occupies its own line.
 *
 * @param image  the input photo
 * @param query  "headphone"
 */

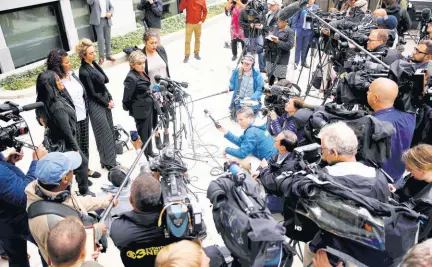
xmin=35 ymin=184 xmax=71 ymax=203
xmin=241 ymin=54 xmax=255 ymax=66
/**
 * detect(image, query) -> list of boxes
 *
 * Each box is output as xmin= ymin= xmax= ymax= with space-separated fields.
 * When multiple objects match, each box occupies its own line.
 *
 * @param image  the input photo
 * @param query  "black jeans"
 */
xmin=0 ymin=235 xmax=48 ymax=267
xmin=74 ymin=150 xmax=89 ymax=194
xmin=135 ymin=117 xmax=154 ymax=160
xmin=231 ymin=38 xmax=245 ymax=57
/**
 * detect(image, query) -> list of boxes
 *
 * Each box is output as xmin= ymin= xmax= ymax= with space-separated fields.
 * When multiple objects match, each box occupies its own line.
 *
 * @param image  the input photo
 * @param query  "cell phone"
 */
xmin=130 ymin=130 xmax=139 ymax=141
xmin=85 ymin=227 xmax=97 ymax=261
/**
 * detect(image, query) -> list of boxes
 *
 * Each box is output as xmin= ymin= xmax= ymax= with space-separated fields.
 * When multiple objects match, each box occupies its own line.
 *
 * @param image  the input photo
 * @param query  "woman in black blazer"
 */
xmin=142 ymin=29 xmax=171 ymax=149
xmin=123 ymin=50 xmax=158 ymax=160
xmin=46 ymin=49 xmax=101 ymax=180
xmin=76 ymin=39 xmax=117 ymax=170
xmin=35 ymin=70 xmax=93 ymax=196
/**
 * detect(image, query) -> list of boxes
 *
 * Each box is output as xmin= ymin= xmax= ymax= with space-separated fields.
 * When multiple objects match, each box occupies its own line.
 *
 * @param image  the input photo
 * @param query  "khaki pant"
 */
xmin=185 ymin=23 xmax=202 ymax=56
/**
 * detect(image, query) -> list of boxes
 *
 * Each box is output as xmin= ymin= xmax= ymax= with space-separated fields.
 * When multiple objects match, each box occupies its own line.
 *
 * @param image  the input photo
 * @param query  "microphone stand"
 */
xmin=100 ymin=118 xmax=165 ymax=222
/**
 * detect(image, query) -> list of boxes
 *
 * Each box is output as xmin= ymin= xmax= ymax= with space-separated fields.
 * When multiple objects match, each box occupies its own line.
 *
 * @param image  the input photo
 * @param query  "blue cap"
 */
xmin=36 ymin=152 xmax=82 ymax=186
xmin=377 ymin=16 xmax=398 ymax=30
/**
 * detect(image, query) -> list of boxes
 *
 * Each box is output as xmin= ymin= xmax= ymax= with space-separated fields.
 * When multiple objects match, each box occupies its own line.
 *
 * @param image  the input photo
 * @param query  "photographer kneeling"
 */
xmin=268 ymin=96 xmax=312 ymax=144
xmin=303 ymin=121 xmax=390 ymax=266
xmin=218 ymin=107 xmax=277 ymax=172
xmin=367 ymin=29 xmax=403 ymax=66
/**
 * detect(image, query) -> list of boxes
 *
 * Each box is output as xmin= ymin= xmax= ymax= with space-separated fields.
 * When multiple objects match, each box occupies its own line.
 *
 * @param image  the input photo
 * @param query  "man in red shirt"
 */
xmin=179 ymin=0 xmax=208 ymax=63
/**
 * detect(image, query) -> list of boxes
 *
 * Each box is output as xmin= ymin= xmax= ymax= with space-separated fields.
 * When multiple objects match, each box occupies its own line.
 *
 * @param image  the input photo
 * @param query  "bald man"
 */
xmin=367 ymin=78 xmax=416 ymax=186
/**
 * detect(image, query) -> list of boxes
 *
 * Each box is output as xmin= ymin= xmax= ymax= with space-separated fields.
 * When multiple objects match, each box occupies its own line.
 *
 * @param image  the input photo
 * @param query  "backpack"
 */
xmin=207 ymin=175 xmax=292 ymax=267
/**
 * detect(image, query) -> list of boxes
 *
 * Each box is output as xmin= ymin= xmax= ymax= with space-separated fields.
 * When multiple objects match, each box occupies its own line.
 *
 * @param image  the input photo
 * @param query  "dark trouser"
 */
xmin=75 ymin=150 xmax=89 ymax=194
xmin=295 ymin=30 xmax=312 ymax=65
xmin=76 ymin=117 xmax=90 ymax=160
xmin=135 ymin=115 xmax=154 ymax=160
xmin=94 ymin=18 xmax=112 ymax=59
xmin=1 ymin=235 xmax=48 ymax=267
xmin=269 ymin=75 xmax=276 ymax=86
xmin=231 ymin=38 xmax=245 ymax=57
xmin=88 ymin=99 xmax=117 ymax=168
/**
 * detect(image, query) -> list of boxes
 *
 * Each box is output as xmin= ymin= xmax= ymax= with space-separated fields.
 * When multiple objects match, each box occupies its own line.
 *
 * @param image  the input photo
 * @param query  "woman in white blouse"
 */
xmin=46 ymin=49 xmax=101 ymax=181
xmin=142 ymin=29 xmax=171 ymax=150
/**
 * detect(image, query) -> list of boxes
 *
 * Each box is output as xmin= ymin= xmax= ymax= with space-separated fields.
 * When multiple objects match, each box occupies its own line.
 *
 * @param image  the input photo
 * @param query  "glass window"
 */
xmin=71 ymin=0 xmax=95 ymax=41
xmin=132 ymin=0 xmax=180 ymax=25
xmin=0 ymin=4 xmax=64 ymax=68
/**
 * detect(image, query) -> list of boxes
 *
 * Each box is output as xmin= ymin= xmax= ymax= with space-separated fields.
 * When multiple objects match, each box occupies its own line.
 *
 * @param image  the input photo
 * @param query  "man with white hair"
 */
xmin=319 ymin=121 xmax=390 ymax=202
xmin=303 ymin=121 xmax=390 ymax=266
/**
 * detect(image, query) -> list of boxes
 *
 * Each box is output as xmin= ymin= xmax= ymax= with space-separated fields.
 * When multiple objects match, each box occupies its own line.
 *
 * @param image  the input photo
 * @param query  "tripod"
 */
xmin=236 ymin=25 xmax=264 ymax=68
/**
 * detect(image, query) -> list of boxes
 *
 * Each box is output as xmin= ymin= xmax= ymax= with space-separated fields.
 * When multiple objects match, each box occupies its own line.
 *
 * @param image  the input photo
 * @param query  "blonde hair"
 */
xmin=75 ymin=38 xmax=94 ymax=59
xmin=402 ymin=144 xmax=432 ymax=172
xmin=155 ymin=240 xmax=203 ymax=267
xmin=128 ymin=51 xmax=146 ymax=68
xmin=400 ymin=238 xmax=432 ymax=267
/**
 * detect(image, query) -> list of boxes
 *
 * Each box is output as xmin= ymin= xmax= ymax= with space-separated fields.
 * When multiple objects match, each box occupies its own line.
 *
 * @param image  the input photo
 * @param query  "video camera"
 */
xmin=245 ymin=0 xmax=266 ymax=24
xmin=150 ymin=148 xmax=205 ymax=239
xmin=0 ymin=101 xmax=42 ymax=151
xmin=262 ymin=81 xmax=302 ymax=116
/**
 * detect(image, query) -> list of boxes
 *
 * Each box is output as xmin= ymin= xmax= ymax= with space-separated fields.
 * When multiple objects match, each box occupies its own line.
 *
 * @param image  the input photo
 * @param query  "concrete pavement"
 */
xmin=0 ymin=13 xmax=419 ymax=267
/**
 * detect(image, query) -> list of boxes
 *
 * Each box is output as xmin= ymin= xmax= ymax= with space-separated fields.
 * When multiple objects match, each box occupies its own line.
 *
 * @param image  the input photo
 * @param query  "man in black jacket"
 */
xmin=110 ymin=172 xmax=178 ymax=267
xmin=252 ymin=130 xmax=298 ymax=194
xmin=383 ymin=0 xmax=411 ymax=36
xmin=367 ymin=29 xmax=404 ymax=65
xmin=137 ymin=0 xmax=163 ymax=43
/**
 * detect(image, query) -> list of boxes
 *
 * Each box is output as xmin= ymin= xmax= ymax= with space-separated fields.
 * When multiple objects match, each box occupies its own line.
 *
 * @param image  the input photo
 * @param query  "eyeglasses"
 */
xmin=414 ymin=47 xmax=428 ymax=55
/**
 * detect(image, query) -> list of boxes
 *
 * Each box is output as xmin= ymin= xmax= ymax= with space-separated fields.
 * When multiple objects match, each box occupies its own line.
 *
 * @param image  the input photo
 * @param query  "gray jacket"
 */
xmin=87 ymin=0 xmax=114 ymax=26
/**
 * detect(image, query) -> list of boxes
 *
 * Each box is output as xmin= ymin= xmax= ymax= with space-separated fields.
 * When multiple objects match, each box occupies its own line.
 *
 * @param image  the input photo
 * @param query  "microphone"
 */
xmin=204 ymin=109 xmax=221 ymax=128
xmin=422 ymin=8 xmax=431 ymax=21
xmin=0 ymin=102 xmax=44 ymax=116
xmin=154 ymin=75 xmax=189 ymax=88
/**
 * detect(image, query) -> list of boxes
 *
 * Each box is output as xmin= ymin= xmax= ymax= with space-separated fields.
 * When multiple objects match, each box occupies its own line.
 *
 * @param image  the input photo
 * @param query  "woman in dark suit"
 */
xmin=123 ymin=50 xmax=158 ymax=160
xmin=35 ymin=70 xmax=93 ymax=196
xmin=142 ymin=29 xmax=171 ymax=149
xmin=46 ymin=49 xmax=101 ymax=180
xmin=76 ymin=38 xmax=117 ymax=170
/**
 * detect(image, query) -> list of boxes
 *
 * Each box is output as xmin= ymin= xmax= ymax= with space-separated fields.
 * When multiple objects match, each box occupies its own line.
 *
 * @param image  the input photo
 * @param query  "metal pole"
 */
xmin=307 ymin=10 xmax=390 ymax=69
xmin=100 ymin=118 xmax=165 ymax=222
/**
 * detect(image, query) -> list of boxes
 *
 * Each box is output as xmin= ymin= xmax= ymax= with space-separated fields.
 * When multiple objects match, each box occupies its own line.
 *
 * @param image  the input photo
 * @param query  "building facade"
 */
xmin=0 ymin=0 xmax=181 ymax=74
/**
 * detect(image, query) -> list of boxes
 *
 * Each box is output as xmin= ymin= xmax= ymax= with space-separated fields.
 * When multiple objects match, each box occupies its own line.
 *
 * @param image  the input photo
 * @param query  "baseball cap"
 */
xmin=377 ymin=15 xmax=398 ymax=30
xmin=268 ymin=0 xmax=282 ymax=5
xmin=36 ymin=151 xmax=82 ymax=186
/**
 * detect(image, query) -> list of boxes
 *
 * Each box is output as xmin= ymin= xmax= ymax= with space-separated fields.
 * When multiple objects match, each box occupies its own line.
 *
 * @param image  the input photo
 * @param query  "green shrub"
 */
xmin=0 ymin=3 xmax=224 ymax=91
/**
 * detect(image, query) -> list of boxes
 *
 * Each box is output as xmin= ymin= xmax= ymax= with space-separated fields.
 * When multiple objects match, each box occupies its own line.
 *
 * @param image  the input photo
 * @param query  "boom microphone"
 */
xmin=421 ymin=8 xmax=431 ymax=21
xmin=154 ymin=75 xmax=189 ymax=88
xmin=0 ymin=102 xmax=44 ymax=116
xmin=204 ymin=109 xmax=221 ymax=128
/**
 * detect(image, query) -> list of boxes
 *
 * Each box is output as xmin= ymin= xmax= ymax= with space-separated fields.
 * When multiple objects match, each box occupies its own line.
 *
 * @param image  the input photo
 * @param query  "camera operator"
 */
xmin=265 ymin=0 xmax=282 ymax=34
xmin=0 ymin=146 xmax=48 ymax=266
xmin=383 ymin=0 xmax=411 ymax=37
xmin=411 ymin=40 xmax=432 ymax=70
xmin=292 ymin=0 xmax=319 ymax=69
xmin=47 ymin=217 xmax=103 ymax=267
xmin=393 ymin=144 xmax=432 ymax=242
xmin=372 ymin=8 xmax=387 ymax=18
xmin=367 ymin=29 xmax=403 ymax=65
xmin=368 ymin=78 xmax=416 ymax=186
xmin=252 ymin=130 xmax=298 ymax=191
xmin=399 ymin=238 xmax=432 ymax=267
xmin=228 ymin=54 xmax=264 ymax=117
xmin=239 ymin=2 xmax=265 ymax=72
xmin=155 ymin=240 xmax=210 ymax=267
xmin=25 ymin=151 xmax=116 ymax=263
xmin=110 ymin=172 xmax=179 ymax=266
xmin=137 ymin=0 xmax=163 ymax=43
xmin=376 ymin=15 xmax=399 ymax=49
xmin=264 ymin=8 xmax=295 ymax=86
xmin=218 ymin=107 xmax=277 ymax=172
xmin=268 ymin=97 xmax=311 ymax=143
xmin=303 ymin=121 xmax=390 ymax=266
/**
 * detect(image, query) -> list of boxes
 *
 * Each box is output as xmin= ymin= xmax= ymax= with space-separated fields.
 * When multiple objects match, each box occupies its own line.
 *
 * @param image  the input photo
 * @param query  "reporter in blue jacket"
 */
xmin=228 ymin=54 xmax=264 ymax=119
xmin=219 ymin=107 xmax=277 ymax=172
xmin=0 ymin=146 xmax=48 ymax=267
